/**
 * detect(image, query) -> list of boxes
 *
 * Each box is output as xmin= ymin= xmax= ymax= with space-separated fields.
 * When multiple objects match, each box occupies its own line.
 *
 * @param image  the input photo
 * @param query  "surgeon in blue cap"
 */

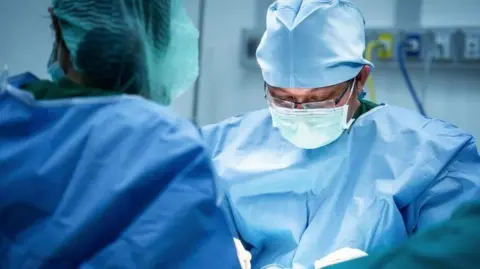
xmin=0 ymin=0 xmax=240 ymax=268
xmin=201 ymin=0 xmax=480 ymax=268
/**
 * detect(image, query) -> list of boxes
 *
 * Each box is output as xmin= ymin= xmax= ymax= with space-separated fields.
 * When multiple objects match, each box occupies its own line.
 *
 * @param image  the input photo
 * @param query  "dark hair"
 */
xmin=57 ymin=0 xmax=172 ymax=94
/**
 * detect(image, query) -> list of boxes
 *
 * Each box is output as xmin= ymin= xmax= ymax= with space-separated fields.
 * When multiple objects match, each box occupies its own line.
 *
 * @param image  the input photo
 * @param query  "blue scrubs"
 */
xmin=0 ymin=80 xmax=240 ymax=269
xmin=201 ymin=105 xmax=480 ymax=269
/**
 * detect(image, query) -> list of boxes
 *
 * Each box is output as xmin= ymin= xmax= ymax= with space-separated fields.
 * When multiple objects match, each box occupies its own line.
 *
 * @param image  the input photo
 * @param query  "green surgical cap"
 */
xmin=51 ymin=0 xmax=199 ymax=105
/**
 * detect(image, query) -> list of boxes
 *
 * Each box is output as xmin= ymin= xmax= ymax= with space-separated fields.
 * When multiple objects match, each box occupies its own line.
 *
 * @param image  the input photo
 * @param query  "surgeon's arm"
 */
xmin=404 ymin=137 xmax=480 ymax=233
xmin=324 ymin=201 xmax=480 ymax=269
xmin=201 ymin=123 xmax=250 ymax=268
xmin=80 ymin=137 xmax=240 ymax=269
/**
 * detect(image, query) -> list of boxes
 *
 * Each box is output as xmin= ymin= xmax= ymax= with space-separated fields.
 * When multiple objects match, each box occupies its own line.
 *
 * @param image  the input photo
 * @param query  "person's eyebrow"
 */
xmin=268 ymin=86 xmax=289 ymax=94
xmin=309 ymin=87 xmax=334 ymax=98
xmin=310 ymin=83 xmax=345 ymax=93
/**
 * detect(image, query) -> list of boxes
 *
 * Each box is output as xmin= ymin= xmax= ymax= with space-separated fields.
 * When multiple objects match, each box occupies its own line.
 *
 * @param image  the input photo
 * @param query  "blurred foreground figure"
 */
xmin=0 ymin=0 xmax=239 ymax=268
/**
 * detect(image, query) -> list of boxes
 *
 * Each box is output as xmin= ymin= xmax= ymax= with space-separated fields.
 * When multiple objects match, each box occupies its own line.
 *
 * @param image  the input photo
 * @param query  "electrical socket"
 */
xmin=377 ymin=32 xmax=394 ymax=60
xmin=404 ymin=33 xmax=422 ymax=59
xmin=464 ymin=31 xmax=480 ymax=60
xmin=433 ymin=31 xmax=452 ymax=60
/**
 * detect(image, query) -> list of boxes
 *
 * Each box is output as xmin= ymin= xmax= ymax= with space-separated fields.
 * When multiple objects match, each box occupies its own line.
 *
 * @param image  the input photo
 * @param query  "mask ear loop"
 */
xmin=342 ymin=78 xmax=357 ymax=129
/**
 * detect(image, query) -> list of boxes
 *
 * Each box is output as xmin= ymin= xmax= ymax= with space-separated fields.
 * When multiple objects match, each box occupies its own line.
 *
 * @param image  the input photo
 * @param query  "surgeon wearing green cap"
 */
xmin=0 ymin=0 xmax=240 ymax=268
xmin=201 ymin=0 xmax=480 ymax=268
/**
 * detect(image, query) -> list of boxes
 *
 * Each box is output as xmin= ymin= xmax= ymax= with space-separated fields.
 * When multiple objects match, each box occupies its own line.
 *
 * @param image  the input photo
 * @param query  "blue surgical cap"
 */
xmin=256 ymin=0 xmax=373 ymax=88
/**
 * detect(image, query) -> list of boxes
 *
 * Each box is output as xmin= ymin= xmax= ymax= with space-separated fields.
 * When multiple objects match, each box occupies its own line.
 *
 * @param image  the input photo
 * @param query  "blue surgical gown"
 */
xmin=201 ymin=106 xmax=480 ymax=269
xmin=327 ymin=201 xmax=480 ymax=269
xmin=0 ymin=85 xmax=240 ymax=269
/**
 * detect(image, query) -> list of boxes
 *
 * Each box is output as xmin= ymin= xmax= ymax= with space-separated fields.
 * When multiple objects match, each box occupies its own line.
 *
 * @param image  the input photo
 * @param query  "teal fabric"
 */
xmin=50 ymin=0 xmax=198 ymax=104
xmin=353 ymin=98 xmax=378 ymax=119
xmin=22 ymin=77 xmax=120 ymax=100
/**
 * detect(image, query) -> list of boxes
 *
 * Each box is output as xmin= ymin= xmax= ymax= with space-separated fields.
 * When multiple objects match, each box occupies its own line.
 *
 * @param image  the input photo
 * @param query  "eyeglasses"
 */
xmin=265 ymin=79 xmax=354 ymax=109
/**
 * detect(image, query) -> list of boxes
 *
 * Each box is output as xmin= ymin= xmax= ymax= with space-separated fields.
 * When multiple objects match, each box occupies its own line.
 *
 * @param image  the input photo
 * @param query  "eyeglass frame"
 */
xmin=264 ymin=79 xmax=355 ymax=109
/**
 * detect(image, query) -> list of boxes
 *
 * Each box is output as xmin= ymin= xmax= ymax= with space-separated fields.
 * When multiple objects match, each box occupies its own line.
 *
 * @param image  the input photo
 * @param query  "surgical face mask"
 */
xmin=47 ymin=43 xmax=65 ymax=81
xmin=269 ymin=80 xmax=356 ymax=149
xmin=48 ymin=62 xmax=65 ymax=81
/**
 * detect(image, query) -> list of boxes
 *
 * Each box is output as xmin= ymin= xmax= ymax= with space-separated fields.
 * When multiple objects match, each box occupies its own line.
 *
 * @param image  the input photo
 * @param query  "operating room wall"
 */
xmin=192 ymin=0 xmax=480 ymax=141
xmin=0 ymin=0 xmax=52 ymax=79
xmin=1 ymin=0 xmax=479 ymax=140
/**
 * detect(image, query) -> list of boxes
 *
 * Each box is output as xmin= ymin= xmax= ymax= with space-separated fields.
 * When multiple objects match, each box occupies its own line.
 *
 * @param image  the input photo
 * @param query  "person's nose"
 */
xmin=294 ymin=103 xmax=304 ymax=109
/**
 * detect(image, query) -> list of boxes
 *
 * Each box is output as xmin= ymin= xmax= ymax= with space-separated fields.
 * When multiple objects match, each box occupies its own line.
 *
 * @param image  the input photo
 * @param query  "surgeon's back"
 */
xmin=0 ymin=0 xmax=240 ymax=268
xmin=0 ymin=82 xmax=238 ymax=268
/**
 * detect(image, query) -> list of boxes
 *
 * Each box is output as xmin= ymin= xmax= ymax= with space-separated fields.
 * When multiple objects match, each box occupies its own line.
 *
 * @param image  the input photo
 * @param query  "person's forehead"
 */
xmin=269 ymin=82 xmax=346 ymax=94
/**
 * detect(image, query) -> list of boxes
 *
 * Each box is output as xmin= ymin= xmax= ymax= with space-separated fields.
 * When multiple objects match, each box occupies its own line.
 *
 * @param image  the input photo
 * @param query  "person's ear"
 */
xmin=355 ymin=65 xmax=371 ymax=94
